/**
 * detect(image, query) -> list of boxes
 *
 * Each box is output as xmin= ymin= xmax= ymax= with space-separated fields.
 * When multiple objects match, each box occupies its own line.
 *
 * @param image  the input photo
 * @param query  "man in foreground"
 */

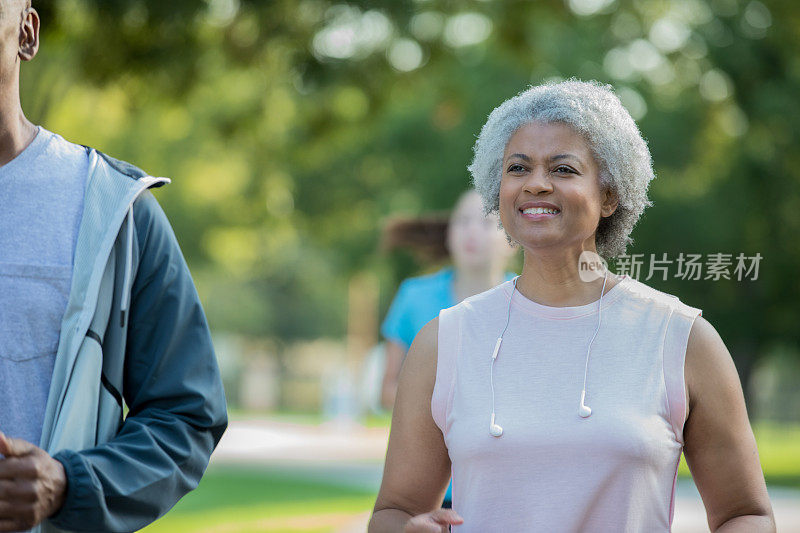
xmin=0 ymin=2 xmax=228 ymax=531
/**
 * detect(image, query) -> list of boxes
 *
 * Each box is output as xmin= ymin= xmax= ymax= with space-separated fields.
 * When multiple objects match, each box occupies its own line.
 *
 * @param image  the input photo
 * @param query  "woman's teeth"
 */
xmin=522 ymin=207 xmax=560 ymax=215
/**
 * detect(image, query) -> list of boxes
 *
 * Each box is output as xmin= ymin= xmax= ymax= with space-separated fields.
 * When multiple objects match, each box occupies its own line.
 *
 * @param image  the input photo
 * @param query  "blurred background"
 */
xmin=22 ymin=0 xmax=800 ymax=531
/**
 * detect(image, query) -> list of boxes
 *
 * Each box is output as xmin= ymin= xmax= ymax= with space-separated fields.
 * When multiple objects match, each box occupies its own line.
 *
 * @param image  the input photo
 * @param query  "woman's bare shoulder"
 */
xmin=401 ymin=316 xmax=439 ymax=392
xmin=684 ymin=315 xmax=734 ymax=415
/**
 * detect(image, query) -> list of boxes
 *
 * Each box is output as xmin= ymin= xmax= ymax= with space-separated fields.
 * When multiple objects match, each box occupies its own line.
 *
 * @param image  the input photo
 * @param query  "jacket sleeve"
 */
xmin=49 ymin=189 xmax=228 ymax=531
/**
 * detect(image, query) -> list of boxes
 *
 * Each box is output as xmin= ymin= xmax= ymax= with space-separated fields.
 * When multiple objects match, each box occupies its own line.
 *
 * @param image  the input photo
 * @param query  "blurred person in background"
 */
xmin=0 ymin=3 xmax=227 ymax=531
xmin=379 ymin=188 xmax=517 ymax=508
xmin=369 ymin=80 xmax=775 ymax=532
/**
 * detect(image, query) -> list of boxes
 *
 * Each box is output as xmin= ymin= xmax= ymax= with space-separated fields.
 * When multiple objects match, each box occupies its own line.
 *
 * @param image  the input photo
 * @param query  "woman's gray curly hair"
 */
xmin=468 ymin=78 xmax=655 ymax=259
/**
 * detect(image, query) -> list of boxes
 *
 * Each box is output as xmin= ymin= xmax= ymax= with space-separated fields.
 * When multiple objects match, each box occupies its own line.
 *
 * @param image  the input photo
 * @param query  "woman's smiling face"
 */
xmin=499 ymin=120 xmax=617 ymax=254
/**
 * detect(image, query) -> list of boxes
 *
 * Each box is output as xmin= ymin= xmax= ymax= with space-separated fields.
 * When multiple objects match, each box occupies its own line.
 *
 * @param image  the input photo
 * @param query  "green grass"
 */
xmin=224 ymin=410 xmax=392 ymax=428
xmin=141 ymin=465 xmax=376 ymax=533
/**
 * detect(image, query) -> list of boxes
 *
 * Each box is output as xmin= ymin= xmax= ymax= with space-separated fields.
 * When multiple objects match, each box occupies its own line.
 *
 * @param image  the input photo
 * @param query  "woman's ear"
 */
xmin=601 ymin=187 xmax=619 ymax=218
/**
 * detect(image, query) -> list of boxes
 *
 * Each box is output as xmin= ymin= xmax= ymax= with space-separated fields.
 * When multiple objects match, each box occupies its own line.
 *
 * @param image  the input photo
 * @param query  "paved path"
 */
xmin=213 ymin=418 xmax=800 ymax=532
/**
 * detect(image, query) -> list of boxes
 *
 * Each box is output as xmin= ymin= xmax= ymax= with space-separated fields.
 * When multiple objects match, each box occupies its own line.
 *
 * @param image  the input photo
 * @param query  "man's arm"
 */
xmin=48 ymin=190 xmax=228 ymax=531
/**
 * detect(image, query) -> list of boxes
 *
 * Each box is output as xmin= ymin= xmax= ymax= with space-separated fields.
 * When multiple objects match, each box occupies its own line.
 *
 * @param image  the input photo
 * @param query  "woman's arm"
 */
xmin=683 ymin=316 xmax=776 ymax=532
xmin=369 ymin=317 xmax=462 ymax=532
xmin=380 ymin=340 xmax=407 ymax=410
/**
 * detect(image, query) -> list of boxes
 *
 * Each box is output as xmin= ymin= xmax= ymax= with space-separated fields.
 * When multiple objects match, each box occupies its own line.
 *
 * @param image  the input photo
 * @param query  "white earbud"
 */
xmin=489 ymin=336 xmax=505 ymax=437
xmin=578 ymin=389 xmax=592 ymax=418
xmin=489 ymin=413 xmax=503 ymax=437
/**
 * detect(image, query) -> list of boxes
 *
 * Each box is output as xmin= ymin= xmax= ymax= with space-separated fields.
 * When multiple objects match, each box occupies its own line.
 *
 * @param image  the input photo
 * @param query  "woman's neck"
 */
xmin=515 ymin=249 xmax=619 ymax=308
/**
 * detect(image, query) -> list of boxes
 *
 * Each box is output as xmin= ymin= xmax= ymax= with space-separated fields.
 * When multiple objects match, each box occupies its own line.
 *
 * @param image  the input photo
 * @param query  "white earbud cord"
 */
xmin=490 ymin=267 xmax=610 ymax=437
xmin=578 ymin=267 xmax=608 ymax=418
xmin=489 ymin=276 xmax=518 ymax=436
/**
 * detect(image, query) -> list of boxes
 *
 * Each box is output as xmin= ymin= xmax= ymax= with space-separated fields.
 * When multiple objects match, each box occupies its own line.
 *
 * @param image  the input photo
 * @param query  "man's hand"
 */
xmin=0 ymin=432 xmax=67 ymax=532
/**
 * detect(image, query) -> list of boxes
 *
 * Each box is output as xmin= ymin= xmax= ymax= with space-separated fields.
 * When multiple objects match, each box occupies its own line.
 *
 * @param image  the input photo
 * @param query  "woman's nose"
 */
xmin=522 ymin=168 xmax=554 ymax=194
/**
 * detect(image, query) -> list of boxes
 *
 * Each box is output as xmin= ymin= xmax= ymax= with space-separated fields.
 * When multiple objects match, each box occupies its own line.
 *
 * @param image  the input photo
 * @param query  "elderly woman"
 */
xmin=368 ymin=80 xmax=775 ymax=532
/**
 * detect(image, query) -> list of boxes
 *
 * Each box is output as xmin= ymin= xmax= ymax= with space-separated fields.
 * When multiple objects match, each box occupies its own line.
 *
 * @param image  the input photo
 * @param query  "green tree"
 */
xmin=23 ymin=0 xmax=798 ymax=414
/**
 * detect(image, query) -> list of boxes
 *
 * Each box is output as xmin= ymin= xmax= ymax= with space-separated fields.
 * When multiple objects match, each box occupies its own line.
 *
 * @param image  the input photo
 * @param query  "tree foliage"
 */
xmin=22 ymin=0 xmax=799 ymax=397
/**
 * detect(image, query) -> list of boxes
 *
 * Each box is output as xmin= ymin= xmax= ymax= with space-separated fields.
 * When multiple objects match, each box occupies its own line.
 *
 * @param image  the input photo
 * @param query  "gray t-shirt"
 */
xmin=0 ymin=126 xmax=87 ymax=447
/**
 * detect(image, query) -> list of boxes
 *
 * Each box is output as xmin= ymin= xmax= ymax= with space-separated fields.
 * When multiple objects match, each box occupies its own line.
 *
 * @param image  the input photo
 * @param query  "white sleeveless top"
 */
xmin=432 ymin=274 xmax=702 ymax=532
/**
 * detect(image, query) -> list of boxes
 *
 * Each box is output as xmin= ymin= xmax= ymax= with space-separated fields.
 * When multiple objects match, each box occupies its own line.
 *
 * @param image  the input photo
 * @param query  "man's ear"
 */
xmin=601 ymin=186 xmax=619 ymax=218
xmin=18 ymin=7 xmax=40 ymax=62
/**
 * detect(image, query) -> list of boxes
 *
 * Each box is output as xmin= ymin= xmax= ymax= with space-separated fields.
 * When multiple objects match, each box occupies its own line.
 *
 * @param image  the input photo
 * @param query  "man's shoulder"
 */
xmin=53 ymin=127 xmax=152 ymax=183
xmin=42 ymin=127 xmax=156 ymax=186
xmin=79 ymin=146 xmax=171 ymax=233
xmin=78 ymin=145 xmax=171 ymax=222
xmin=94 ymin=150 xmax=150 ymax=181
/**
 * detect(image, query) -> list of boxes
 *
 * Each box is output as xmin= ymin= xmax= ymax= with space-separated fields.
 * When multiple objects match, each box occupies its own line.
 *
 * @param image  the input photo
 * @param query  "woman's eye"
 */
xmin=507 ymin=164 xmax=525 ymax=173
xmin=554 ymin=166 xmax=575 ymax=174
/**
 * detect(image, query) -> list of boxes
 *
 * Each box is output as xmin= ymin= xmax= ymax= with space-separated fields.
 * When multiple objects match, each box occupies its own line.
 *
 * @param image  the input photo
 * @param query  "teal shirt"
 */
xmin=381 ymin=267 xmax=516 ymax=350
